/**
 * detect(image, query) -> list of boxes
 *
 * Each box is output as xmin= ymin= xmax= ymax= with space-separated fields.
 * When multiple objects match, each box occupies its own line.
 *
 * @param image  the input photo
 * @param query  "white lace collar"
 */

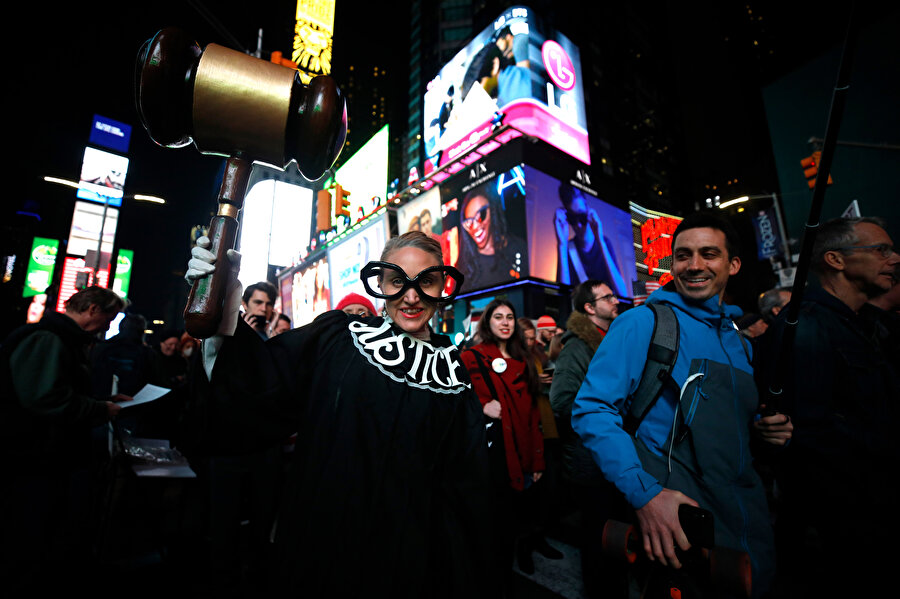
xmin=347 ymin=316 xmax=470 ymax=394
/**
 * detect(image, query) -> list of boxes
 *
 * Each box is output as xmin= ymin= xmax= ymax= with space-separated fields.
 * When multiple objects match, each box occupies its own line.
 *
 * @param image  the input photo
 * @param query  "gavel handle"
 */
xmin=184 ymin=157 xmax=252 ymax=338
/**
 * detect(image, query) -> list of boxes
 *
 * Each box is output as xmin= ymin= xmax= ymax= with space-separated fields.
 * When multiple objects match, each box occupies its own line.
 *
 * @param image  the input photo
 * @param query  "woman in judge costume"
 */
xmin=185 ymin=231 xmax=490 ymax=597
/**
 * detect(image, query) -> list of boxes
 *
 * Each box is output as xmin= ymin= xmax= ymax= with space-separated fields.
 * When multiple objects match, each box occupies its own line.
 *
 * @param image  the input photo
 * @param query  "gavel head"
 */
xmin=135 ymin=27 xmax=347 ymax=181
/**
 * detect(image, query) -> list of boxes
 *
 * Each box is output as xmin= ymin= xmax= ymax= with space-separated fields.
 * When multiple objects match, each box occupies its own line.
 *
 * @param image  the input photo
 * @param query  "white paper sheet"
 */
xmin=121 ymin=384 xmax=171 ymax=408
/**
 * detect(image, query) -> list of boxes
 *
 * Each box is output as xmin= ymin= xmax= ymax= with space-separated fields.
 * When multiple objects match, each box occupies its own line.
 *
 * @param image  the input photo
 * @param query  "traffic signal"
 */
xmin=333 ymin=184 xmax=351 ymax=219
xmin=800 ymin=151 xmax=833 ymax=190
xmin=316 ymin=189 xmax=332 ymax=232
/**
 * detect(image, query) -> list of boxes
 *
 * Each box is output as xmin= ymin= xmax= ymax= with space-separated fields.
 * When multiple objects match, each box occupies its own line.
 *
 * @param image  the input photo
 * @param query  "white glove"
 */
xmin=184 ymin=237 xmax=244 ymax=379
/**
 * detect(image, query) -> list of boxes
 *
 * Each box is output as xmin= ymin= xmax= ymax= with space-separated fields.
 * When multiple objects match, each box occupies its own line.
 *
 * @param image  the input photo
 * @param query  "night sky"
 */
xmin=7 ymin=1 xmax=895 ymax=327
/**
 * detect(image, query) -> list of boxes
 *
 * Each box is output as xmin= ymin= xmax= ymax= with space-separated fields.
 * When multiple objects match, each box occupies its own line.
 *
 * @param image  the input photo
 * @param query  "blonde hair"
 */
xmin=381 ymin=231 xmax=443 ymax=265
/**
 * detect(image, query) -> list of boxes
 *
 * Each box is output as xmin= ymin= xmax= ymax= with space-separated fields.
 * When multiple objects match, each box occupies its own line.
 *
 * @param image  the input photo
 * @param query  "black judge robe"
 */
xmin=190 ymin=309 xmax=491 ymax=597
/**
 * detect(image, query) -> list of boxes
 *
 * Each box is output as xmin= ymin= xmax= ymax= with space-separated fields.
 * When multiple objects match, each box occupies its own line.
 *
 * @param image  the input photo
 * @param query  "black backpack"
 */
xmin=623 ymin=303 xmax=680 ymax=434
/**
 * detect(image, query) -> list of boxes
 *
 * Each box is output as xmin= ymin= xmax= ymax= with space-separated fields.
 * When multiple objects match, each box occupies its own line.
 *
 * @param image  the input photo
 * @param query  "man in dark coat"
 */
xmin=549 ymin=278 xmax=622 ymax=597
xmin=1 ymin=286 xmax=126 ymax=592
xmin=763 ymin=217 xmax=900 ymax=597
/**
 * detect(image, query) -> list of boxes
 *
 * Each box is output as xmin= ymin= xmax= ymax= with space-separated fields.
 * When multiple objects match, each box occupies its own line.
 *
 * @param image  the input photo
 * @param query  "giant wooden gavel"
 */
xmin=135 ymin=28 xmax=347 ymax=338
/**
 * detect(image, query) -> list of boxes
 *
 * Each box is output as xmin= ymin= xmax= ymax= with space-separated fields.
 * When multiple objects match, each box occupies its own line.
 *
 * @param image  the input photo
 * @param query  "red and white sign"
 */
xmin=55 ymin=257 xmax=111 ymax=313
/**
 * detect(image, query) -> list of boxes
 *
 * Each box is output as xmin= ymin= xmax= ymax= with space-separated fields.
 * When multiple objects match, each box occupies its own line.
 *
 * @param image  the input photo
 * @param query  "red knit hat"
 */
xmin=335 ymin=292 xmax=377 ymax=316
xmin=536 ymin=315 xmax=556 ymax=330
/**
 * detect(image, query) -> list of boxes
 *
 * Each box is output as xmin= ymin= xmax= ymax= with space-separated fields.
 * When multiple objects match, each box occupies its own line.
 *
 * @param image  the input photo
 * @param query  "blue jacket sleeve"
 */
xmin=571 ymin=308 xmax=663 ymax=509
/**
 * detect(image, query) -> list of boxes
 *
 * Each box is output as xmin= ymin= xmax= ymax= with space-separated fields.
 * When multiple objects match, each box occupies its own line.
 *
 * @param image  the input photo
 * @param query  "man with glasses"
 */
xmin=549 ymin=279 xmax=621 ymax=597
xmin=763 ymin=216 xmax=900 ymax=597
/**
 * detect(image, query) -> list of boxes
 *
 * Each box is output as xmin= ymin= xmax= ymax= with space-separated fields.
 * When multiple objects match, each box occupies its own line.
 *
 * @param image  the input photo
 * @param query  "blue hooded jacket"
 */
xmin=571 ymin=286 xmax=750 ymax=509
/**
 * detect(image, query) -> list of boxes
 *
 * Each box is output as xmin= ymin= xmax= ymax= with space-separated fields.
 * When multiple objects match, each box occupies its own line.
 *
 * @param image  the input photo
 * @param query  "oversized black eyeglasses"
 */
xmin=360 ymin=261 xmax=465 ymax=302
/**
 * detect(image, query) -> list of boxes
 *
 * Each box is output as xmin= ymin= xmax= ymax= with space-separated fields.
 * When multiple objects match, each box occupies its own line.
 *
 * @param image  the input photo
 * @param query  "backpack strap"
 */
xmin=622 ymin=303 xmax=679 ymax=435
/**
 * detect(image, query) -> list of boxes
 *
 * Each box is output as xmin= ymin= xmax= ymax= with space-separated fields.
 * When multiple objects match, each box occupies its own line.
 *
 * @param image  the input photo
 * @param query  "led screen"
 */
xmin=238 ymin=179 xmax=313 ymax=289
xmin=112 ymin=249 xmax=133 ymax=299
xmin=440 ymin=164 xmax=529 ymax=294
xmin=327 ymin=214 xmax=388 ymax=312
xmin=23 ymin=237 xmax=59 ymax=298
xmin=630 ymin=201 xmax=683 ymax=286
xmin=423 ymin=5 xmax=588 ymax=170
xmin=89 ymin=114 xmax=132 ymax=154
xmin=524 ymin=166 xmax=637 ymax=298
xmin=397 ymin=186 xmax=442 ymax=240
xmin=326 ymin=125 xmax=389 ymax=236
xmin=55 ymin=256 xmax=111 ymax=313
xmin=67 ymin=200 xmax=119 ymax=257
xmin=291 ymin=255 xmax=330 ymax=327
xmin=76 ymin=146 xmax=128 ymax=206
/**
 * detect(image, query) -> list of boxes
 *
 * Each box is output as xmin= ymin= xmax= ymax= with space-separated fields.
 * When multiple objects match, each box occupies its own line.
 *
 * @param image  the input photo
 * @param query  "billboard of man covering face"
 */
xmin=524 ymin=166 xmax=636 ymax=298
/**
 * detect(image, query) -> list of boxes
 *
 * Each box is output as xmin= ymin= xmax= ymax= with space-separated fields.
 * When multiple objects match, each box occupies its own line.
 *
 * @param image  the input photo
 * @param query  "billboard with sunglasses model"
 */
xmin=440 ymin=164 xmax=529 ymax=294
xmin=524 ymin=166 xmax=636 ymax=298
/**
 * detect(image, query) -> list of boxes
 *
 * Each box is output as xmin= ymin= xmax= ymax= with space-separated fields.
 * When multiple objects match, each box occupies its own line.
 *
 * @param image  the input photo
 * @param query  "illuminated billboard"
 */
xmin=524 ymin=166 xmax=636 ymax=298
xmin=440 ymin=164 xmax=529 ymax=293
xmin=55 ymin=256 xmax=111 ymax=313
xmin=321 ymin=125 xmax=389 ymax=237
xmin=67 ymin=200 xmax=119 ymax=257
xmin=327 ymin=213 xmax=388 ymax=312
xmin=89 ymin=114 xmax=132 ymax=154
xmin=630 ymin=201 xmax=683 ymax=286
xmin=237 ymin=179 xmax=314 ymax=289
xmin=397 ymin=186 xmax=442 ymax=239
xmin=23 ymin=237 xmax=59 ymax=298
xmin=112 ymin=249 xmax=134 ymax=299
xmin=76 ymin=146 xmax=129 ymax=206
xmin=291 ymin=254 xmax=330 ymax=327
xmin=293 ymin=0 xmax=335 ymax=83
xmin=423 ymin=5 xmax=588 ymax=170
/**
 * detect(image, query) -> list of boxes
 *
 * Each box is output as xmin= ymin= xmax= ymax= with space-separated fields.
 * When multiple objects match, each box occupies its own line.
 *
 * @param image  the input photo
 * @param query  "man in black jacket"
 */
xmin=549 ymin=278 xmax=621 ymax=598
xmin=765 ymin=217 xmax=900 ymax=597
xmin=1 ymin=286 xmax=126 ymax=592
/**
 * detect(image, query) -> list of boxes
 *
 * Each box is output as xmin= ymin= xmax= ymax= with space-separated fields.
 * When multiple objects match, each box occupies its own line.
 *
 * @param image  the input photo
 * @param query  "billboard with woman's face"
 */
xmin=524 ymin=166 xmax=637 ymax=298
xmin=440 ymin=164 xmax=529 ymax=294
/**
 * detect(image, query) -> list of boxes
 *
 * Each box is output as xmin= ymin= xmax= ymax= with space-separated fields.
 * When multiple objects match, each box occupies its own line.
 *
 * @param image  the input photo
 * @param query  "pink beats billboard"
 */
xmin=422 ymin=5 xmax=588 ymax=172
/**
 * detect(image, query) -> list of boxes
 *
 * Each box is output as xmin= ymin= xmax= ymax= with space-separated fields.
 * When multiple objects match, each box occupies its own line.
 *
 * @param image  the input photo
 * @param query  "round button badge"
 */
xmin=492 ymin=358 xmax=507 ymax=373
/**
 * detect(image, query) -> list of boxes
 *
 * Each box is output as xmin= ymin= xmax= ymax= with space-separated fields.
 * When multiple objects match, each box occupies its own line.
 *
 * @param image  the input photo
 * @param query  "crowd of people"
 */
xmin=1 ymin=214 xmax=897 ymax=598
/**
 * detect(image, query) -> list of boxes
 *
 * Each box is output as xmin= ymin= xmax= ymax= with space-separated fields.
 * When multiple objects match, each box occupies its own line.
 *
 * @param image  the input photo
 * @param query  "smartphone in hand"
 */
xmin=678 ymin=504 xmax=715 ymax=549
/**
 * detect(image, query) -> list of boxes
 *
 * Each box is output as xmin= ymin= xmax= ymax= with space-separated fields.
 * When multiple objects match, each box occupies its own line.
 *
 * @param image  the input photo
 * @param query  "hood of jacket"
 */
xmin=562 ymin=310 xmax=605 ymax=353
xmin=645 ymin=282 xmax=742 ymax=328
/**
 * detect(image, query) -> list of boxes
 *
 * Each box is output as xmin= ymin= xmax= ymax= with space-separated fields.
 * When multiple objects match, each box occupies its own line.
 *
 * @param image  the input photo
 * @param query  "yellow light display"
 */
xmin=293 ymin=0 xmax=335 ymax=83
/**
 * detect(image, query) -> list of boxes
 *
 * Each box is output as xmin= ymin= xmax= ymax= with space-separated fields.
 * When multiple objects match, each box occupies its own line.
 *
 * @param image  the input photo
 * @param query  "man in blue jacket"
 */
xmin=572 ymin=212 xmax=791 ymax=597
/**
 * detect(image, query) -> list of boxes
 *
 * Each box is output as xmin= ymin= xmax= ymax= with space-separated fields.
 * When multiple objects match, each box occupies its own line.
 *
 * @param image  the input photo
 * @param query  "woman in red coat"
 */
xmin=461 ymin=298 xmax=544 ymax=592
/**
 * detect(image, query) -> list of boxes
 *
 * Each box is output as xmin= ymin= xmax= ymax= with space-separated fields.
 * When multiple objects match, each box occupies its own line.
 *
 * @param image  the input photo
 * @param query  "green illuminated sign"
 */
xmin=23 ymin=237 xmax=59 ymax=298
xmin=112 ymin=249 xmax=133 ymax=298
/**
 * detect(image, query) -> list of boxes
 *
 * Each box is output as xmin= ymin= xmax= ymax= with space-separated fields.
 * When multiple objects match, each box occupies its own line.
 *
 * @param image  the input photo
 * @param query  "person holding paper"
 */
xmin=1 ymin=286 xmax=129 ymax=593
